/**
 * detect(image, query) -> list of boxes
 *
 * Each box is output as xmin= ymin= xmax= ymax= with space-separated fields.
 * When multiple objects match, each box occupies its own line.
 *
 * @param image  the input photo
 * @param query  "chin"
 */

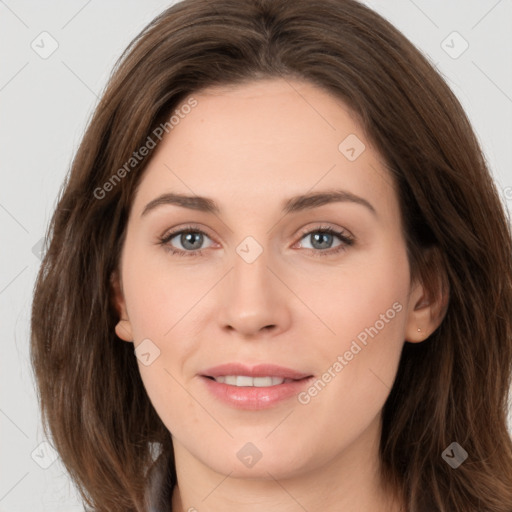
xmin=209 ymin=455 xmax=308 ymax=480
xmin=195 ymin=436 xmax=321 ymax=479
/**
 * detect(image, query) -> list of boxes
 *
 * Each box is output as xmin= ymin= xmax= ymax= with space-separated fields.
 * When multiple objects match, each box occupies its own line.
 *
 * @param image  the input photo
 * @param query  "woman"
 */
xmin=30 ymin=0 xmax=512 ymax=511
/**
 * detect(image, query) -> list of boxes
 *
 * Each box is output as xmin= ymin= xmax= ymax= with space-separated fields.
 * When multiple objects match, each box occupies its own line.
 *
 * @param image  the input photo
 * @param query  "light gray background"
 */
xmin=1 ymin=1 xmax=511 ymax=510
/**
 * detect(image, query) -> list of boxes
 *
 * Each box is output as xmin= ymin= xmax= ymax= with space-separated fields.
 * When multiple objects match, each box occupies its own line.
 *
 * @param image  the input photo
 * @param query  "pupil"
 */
xmin=182 ymin=232 xmax=202 ymax=250
xmin=313 ymin=233 xmax=332 ymax=250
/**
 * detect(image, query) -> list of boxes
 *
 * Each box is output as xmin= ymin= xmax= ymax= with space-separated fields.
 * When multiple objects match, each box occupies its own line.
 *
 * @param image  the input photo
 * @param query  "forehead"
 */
xmin=130 ymin=78 xmax=397 ymax=220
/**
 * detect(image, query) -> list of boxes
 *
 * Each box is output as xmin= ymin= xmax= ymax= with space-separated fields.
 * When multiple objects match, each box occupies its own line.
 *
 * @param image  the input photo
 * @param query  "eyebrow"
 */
xmin=140 ymin=189 xmax=377 ymax=217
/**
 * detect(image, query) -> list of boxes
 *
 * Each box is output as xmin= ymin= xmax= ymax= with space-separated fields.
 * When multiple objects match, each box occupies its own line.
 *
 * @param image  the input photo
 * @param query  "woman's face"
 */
xmin=113 ymin=78 xmax=430 ymax=480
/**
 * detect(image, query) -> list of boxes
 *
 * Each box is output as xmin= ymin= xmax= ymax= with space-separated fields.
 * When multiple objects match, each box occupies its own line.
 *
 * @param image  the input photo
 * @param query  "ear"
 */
xmin=404 ymin=247 xmax=450 ymax=343
xmin=110 ymin=269 xmax=134 ymax=343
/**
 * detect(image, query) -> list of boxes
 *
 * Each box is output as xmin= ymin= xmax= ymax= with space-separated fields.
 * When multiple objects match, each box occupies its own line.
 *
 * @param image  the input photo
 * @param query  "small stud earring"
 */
xmin=417 ymin=328 xmax=421 ymax=332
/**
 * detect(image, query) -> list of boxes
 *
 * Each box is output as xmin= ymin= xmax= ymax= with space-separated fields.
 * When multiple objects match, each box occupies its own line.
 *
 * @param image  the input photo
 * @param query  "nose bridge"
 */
xmin=217 ymin=234 xmax=290 ymax=335
xmin=230 ymin=237 xmax=274 ymax=304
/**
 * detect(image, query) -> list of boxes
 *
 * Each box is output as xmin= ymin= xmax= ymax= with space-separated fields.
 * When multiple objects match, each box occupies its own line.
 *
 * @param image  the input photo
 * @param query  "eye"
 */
xmin=158 ymin=224 xmax=355 ymax=257
xmin=158 ymin=224 xmax=214 ymax=257
xmin=295 ymin=225 xmax=354 ymax=257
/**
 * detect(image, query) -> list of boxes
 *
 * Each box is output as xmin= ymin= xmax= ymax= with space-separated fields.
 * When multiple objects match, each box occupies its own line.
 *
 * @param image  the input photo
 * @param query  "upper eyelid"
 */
xmin=161 ymin=224 xmax=215 ymax=243
xmin=297 ymin=224 xmax=353 ymax=239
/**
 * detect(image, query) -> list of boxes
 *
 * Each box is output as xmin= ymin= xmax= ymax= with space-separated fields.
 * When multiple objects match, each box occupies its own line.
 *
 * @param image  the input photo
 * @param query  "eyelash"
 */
xmin=157 ymin=224 xmax=355 ymax=258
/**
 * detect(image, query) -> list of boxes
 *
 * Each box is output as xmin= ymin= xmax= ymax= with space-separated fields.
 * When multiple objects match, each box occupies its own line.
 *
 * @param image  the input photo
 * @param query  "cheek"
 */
xmin=120 ymin=243 xmax=206 ymax=419
xmin=121 ymin=241 xmax=209 ymax=340
xmin=292 ymin=289 xmax=407 ymax=459
xmin=139 ymin=362 xmax=200 ymax=427
xmin=298 ymin=240 xmax=409 ymax=411
xmin=296 ymin=236 xmax=409 ymax=350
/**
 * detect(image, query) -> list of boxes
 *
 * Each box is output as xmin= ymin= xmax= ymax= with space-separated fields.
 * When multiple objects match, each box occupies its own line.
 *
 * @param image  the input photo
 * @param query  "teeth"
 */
xmin=235 ymin=375 xmax=253 ymax=386
xmin=212 ymin=375 xmax=288 ymax=387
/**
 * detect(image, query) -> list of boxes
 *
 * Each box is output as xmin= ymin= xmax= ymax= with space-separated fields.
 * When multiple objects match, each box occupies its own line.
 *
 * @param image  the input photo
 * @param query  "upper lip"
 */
xmin=201 ymin=363 xmax=312 ymax=380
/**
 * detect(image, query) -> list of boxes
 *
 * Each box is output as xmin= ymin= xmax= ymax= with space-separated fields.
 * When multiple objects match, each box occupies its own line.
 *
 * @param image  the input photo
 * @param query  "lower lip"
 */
xmin=200 ymin=375 xmax=314 ymax=410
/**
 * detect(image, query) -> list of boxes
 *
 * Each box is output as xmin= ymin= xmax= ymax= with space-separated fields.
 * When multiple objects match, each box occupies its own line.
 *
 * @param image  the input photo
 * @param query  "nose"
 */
xmin=216 ymin=246 xmax=292 ymax=338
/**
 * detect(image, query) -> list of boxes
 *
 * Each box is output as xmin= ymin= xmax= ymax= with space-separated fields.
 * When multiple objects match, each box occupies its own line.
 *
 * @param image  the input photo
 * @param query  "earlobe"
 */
xmin=115 ymin=319 xmax=134 ymax=342
xmin=110 ymin=270 xmax=134 ymax=343
xmin=404 ymin=272 xmax=450 ymax=343
xmin=404 ymin=290 xmax=433 ymax=343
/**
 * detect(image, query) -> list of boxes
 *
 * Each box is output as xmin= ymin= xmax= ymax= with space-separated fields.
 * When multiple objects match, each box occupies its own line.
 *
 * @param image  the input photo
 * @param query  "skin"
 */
xmin=112 ymin=78 xmax=447 ymax=512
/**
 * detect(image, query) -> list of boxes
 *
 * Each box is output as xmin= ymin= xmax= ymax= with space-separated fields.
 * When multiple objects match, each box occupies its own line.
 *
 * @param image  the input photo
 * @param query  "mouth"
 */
xmin=199 ymin=363 xmax=314 ymax=409
xmin=203 ymin=375 xmax=305 ymax=386
xmin=200 ymin=362 xmax=313 ymax=384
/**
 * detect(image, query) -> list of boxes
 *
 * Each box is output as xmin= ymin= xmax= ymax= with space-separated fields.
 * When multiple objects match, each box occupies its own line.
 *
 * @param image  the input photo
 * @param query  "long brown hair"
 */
xmin=30 ymin=0 xmax=512 ymax=510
